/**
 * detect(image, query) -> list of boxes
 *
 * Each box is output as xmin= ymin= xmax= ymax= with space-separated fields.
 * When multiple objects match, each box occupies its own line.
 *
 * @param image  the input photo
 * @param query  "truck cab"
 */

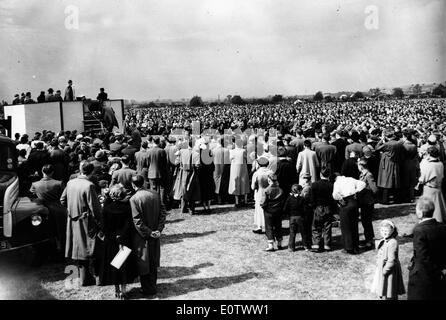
xmin=0 ymin=135 xmax=51 ymax=253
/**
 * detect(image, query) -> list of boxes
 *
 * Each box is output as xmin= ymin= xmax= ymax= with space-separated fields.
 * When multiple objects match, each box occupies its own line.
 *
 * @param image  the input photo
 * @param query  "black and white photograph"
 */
xmin=0 ymin=0 xmax=446 ymax=306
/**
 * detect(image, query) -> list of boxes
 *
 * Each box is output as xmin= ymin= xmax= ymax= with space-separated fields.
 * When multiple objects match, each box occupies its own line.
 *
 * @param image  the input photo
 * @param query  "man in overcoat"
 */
xmin=408 ymin=197 xmax=446 ymax=300
xmin=61 ymin=161 xmax=102 ymax=286
xmin=30 ymin=164 xmax=67 ymax=256
xmin=375 ymin=130 xmax=406 ymax=204
xmin=146 ymin=136 xmax=168 ymax=202
xmin=130 ymin=175 xmax=167 ymax=296
xmin=296 ymin=139 xmax=320 ymax=186
xmin=314 ymin=133 xmax=337 ymax=173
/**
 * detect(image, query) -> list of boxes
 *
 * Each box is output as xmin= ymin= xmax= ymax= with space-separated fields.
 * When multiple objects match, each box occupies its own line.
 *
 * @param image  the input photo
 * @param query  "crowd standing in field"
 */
xmin=1 ymin=97 xmax=446 ymax=300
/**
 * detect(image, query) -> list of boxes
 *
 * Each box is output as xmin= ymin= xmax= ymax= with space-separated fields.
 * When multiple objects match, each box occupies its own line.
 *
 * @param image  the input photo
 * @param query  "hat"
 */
xmin=363 ymin=146 xmax=373 ymax=158
xmin=76 ymin=134 xmax=83 ymax=140
xmin=256 ymin=157 xmax=269 ymax=167
xmin=428 ymin=134 xmax=437 ymax=144
xmin=58 ymin=136 xmax=67 ymax=143
xmin=95 ymin=150 xmax=106 ymax=160
xmin=380 ymin=219 xmax=395 ymax=230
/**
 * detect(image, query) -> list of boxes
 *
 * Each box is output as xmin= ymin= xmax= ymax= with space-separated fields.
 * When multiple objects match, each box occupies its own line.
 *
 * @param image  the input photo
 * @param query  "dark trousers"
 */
xmin=339 ymin=198 xmax=359 ymax=251
xmin=289 ymin=216 xmax=310 ymax=249
xmin=264 ymin=211 xmax=282 ymax=241
xmin=77 ymin=259 xmax=96 ymax=286
xmin=380 ymin=188 xmax=403 ymax=204
xmin=149 ymin=178 xmax=165 ymax=205
xmin=359 ymin=204 xmax=375 ymax=242
xmin=181 ymin=199 xmax=195 ymax=213
xmin=140 ymin=271 xmax=158 ymax=294
xmin=304 ymin=207 xmax=314 ymax=245
xmin=312 ymin=205 xmax=332 ymax=248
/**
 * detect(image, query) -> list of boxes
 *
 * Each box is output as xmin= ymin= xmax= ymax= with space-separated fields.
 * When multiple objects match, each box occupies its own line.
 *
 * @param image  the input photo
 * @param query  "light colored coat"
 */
xmin=61 ymin=176 xmax=102 ymax=260
xmin=419 ymin=158 xmax=446 ymax=223
xmin=251 ymin=167 xmax=272 ymax=229
xmin=296 ymin=148 xmax=320 ymax=186
xmin=371 ymin=238 xmax=406 ymax=299
xmin=228 ymin=147 xmax=250 ymax=195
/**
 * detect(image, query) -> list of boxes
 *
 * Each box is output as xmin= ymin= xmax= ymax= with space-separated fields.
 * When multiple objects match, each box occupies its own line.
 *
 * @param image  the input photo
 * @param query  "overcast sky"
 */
xmin=0 ymin=0 xmax=444 ymax=101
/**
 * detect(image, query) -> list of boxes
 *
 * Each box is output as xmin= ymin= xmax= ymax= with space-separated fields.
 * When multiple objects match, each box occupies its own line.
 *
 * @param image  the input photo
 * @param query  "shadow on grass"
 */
xmin=373 ymin=204 xmax=415 ymax=221
xmin=165 ymin=218 xmax=185 ymax=224
xmin=128 ymin=272 xmax=261 ymax=299
xmin=195 ymin=205 xmax=254 ymax=216
xmin=0 ymin=251 xmax=58 ymax=300
xmin=159 ymin=263 xmax=214 ymax=279
xmin=162 ymin=231 xmax=217 ymax=245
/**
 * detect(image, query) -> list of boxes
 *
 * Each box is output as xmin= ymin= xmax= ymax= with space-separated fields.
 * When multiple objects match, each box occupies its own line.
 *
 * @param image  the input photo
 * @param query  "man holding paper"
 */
xmin=130 ymin=174 xmax=167 ymax=296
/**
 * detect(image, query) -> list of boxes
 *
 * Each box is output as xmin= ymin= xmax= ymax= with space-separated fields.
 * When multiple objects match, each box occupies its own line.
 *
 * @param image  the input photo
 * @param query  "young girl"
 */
xmin=370 ymin=220 xmax=406 ymax=300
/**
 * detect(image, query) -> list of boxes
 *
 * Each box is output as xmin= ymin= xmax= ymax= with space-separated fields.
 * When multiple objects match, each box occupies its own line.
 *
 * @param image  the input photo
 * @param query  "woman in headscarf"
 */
xmin=95 ymin=183 xmax=137 ymax=299
xmin=418 ymin=146 xmax=446 ymax=223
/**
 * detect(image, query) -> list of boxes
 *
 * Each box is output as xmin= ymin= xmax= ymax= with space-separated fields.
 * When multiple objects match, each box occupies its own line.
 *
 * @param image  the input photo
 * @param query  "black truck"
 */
xmin=0 ymin=135 xmax=52 ymax=255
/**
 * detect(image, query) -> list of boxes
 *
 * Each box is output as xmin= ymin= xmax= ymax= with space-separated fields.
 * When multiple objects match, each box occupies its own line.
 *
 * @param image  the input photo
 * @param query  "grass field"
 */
xmin=0 ymin=202 xmax=418 ymax=300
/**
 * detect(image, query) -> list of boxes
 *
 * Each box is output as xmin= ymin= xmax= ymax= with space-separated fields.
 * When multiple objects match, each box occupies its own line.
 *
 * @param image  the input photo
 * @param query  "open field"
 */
xmin=0 ymin=203 xmax=418 ymax=300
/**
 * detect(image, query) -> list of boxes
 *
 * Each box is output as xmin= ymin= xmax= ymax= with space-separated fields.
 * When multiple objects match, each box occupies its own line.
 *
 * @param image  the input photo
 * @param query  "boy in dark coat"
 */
xmin=283 ymin=184 xmax=310 ymax=251
xmin=261 ymin=173 xmax=284 ymax=252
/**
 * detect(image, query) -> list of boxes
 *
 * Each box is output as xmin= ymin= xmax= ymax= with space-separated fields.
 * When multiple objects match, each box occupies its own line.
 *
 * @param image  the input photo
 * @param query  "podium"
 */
xmin=3 ymin=100 xmax=124 ymax=136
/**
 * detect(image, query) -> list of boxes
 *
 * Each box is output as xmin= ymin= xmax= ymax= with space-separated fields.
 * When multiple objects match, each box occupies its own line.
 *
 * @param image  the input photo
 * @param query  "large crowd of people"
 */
xmin=2 ymin=97 xmax=446 ymax=300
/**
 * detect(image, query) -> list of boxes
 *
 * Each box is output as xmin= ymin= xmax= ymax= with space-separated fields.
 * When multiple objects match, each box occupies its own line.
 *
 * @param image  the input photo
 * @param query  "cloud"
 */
xmin=0 ymin=0 xmax=444 ymax=101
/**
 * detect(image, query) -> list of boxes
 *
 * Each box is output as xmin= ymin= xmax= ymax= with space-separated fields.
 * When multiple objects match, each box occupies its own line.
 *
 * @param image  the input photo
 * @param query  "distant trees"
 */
xmin=369 ymin=88 xmax=381 ymax=96
xmin=231 ymin=95 xmax=245 ymax=105
xmin=252 ymin=98 xmax=268 ymax=105
xmin=412 ymin=84 xmax=422 ymax=97
xmin=393 ymin=87 xmax=404 ymax=99
xmin=189 ymin=96 xmax=204 ymax=107
xmin=433 ymin=84 xmax=446 ymax=97
xmin=148 ymin=101 xmax=157 ymax=108
xmin=352 ymin=91 xmax=365 ymax=100
xmin=313 ymin=91 xmax=324 ymax=101
xmin=324 ymin=95 xmax=334 ymax=102
xmin=271 ymin=94 xmax=283 ymax=103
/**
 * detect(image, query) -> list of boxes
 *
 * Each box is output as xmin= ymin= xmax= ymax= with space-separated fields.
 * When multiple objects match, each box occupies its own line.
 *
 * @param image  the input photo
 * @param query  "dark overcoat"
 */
xmin=130 ymin=189 xmax=166 ymax=276
xmin=376 ymin=139 xmax=406 ymax=189
xmin=408 ymin=219 xmax=446 ymax=300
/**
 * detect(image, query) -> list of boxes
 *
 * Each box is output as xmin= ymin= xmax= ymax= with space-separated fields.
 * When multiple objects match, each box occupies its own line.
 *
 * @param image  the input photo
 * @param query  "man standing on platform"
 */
xmin=64 ymin=80 xmax=75 ymax=101
xmin=130 ymin=174 xmax=166 ymax=296
xmin=97 ymin=88 xmax=108 ymax=101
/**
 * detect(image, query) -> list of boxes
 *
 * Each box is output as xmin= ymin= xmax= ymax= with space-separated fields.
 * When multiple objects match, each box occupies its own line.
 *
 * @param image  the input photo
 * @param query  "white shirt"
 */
xmin=332 ymin=176 xmax=366 ymax=200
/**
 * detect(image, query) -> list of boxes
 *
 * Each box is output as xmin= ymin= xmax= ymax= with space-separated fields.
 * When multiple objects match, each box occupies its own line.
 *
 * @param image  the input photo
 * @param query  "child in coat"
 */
xmin=260 ymin=173 xmax=284 ymax=252
xmin=370 ymin=220 xmax=406 ymax=300
xmin=283 ymin=184 xmax=310 ymax=252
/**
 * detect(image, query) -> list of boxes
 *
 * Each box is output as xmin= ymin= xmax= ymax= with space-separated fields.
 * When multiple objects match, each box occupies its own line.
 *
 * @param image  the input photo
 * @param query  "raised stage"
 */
xmin=3 ymin=100 xmax=125 ymax=136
